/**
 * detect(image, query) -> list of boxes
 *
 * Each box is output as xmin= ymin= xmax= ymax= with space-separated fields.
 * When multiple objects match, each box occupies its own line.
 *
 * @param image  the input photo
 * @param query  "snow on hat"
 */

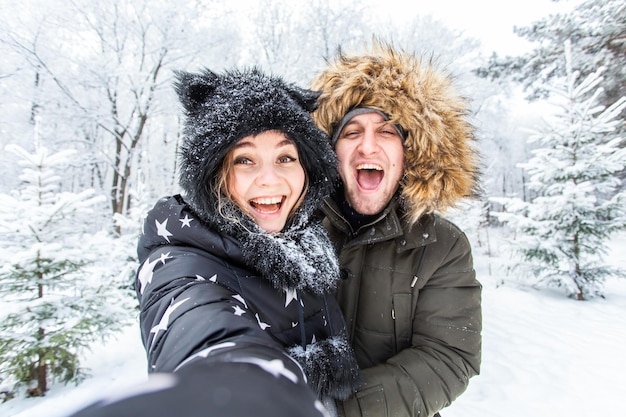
xmin=174 ymin=67 xmax=338 ymax=225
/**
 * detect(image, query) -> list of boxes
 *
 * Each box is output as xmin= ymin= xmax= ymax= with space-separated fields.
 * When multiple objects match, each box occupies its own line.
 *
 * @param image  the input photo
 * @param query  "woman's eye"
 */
xmin=278 ymin=155 xmax=297 ymax=163
xmin=233 ymin=156 xmax=252 ymax=165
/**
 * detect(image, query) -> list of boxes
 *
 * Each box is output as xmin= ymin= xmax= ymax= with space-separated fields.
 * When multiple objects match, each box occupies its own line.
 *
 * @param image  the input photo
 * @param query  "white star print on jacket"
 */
xmin=149 ymin=297 xmax=189 ymax=351
xmin=137 ymin=252 xmax=172 ymax=294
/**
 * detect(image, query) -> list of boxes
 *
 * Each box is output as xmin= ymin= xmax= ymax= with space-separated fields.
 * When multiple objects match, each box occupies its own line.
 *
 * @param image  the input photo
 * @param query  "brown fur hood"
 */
xmin=311 ymin=42 xmax=480 ymax=225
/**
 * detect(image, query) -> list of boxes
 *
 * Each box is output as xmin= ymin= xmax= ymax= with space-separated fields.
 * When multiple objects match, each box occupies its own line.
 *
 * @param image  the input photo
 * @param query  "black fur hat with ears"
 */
xmin=174 ymin=67 xmax=338 ymax=228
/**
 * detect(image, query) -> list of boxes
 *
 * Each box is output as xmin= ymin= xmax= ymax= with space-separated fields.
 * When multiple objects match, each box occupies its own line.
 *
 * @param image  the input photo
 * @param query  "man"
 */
xmin=311 ymin=42 xmax=482 ymax=417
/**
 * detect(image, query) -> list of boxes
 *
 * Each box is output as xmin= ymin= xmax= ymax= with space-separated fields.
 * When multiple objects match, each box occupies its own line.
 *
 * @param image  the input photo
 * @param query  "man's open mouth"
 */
xmin=356 ymin=163 xmax=383 ymax=190
xmin=250 ymin=196 xmax=285 ymax=214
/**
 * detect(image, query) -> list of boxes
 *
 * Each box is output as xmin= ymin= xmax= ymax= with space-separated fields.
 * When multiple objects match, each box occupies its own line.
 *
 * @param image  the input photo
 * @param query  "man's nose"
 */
xmin=357 ymin=128 xmax=379 ymax=154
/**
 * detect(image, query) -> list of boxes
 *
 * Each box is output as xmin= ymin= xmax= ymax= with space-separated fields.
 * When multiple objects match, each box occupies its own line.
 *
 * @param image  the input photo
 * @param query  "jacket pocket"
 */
xmin=392 ymin=293 xmax=412 ymax=352
xmin=355 ymin=384 xmax=388 ymax=417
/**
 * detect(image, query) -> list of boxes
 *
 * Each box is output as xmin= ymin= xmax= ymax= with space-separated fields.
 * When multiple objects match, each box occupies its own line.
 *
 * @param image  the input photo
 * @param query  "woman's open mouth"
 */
xmin=249 ymin=196 xmax=285 ymax=214
xmin=356 ymin=163 xmax=383 ymax=190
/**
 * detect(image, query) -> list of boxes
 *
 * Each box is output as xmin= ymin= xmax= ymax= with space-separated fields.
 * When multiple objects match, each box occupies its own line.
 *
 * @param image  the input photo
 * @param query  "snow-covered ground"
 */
xmin=2 ymin=230 xmax=625 ymax=417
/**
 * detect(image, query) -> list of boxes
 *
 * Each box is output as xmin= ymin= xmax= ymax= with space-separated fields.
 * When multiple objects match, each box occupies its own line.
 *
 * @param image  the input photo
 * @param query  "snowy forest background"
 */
xmin=0 ymin=0 xmax=624 ymax=414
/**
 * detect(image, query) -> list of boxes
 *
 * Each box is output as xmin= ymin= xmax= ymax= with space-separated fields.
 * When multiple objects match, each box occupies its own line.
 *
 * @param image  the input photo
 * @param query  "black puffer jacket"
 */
xmin=136 ymin=195 xmax=360 ymax=399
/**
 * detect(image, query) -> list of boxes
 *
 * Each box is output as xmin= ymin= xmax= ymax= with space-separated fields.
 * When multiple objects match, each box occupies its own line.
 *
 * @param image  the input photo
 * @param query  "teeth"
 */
xmin=356 ymin=163 xmax=382 ymax=171
xmin=251 ymin=197 xmax=283 ymax=205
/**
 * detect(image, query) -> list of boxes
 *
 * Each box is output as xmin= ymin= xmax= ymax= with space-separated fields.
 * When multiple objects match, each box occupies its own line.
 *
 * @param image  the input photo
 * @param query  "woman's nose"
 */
xmin=255 ymin=164 xmax=281 ymax=186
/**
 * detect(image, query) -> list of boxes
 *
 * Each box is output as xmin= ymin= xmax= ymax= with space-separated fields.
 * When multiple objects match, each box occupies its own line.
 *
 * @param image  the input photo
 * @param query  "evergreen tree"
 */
xmin=493 ymin=41 xmax=626 ymax=300
xmin=476 ymin=0 xmax=625 ymax=110
xmin=0 ymin=142 xmax=131 ymax=397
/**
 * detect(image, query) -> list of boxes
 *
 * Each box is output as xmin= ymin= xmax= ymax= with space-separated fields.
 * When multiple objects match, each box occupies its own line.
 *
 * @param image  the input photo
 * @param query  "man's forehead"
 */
xmin=342 ymin=112 xmax=388 ymax=126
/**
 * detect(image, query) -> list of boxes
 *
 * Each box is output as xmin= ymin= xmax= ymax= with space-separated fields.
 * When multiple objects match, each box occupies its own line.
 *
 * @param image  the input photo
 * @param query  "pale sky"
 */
xmin=364 ymin=0 xmax=580 ymax=55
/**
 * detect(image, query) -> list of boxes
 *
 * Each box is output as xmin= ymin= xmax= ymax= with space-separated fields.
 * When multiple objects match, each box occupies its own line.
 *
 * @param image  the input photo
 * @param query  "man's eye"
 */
xmin=380 ymin=125 xmax=398 ymax=135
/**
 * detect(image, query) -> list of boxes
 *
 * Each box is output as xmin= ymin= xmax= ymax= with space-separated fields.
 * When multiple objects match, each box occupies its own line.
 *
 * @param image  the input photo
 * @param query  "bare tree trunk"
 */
xmin=573 ymin=230 xmax=584 ymax=301
xmin=35 ymin=327 xmax=47 ymax=396
xmin=33 ymin=273 xmax=47 ymax=397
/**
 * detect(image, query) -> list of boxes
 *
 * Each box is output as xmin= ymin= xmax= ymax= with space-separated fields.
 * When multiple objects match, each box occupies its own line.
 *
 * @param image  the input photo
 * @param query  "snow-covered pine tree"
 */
xmin=477 ymin=0 xmax=625 ymax=112
xmin=493 ymin=40 xmax=626 ymax=300
xmin=0 ymin=142 xmax=132 ymax=398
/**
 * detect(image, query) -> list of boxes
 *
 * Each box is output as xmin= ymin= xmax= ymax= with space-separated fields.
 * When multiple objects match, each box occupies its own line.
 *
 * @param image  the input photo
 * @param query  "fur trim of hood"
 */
xmin=311 ymin=41 xmax=480 ymax=225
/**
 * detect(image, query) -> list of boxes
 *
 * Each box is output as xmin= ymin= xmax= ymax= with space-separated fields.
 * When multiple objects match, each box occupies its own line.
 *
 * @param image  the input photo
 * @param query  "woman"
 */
xmin=132 ymin=68 xmax=360 ymax=414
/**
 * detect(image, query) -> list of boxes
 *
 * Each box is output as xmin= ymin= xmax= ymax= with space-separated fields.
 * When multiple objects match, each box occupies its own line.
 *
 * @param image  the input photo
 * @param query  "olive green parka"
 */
xmin=312 ymin=42 xmax=482 ymax=417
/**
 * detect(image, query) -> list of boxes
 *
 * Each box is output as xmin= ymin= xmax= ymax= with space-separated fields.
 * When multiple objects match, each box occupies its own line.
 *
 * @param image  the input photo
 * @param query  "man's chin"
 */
xmin=347 ymin=195 xmax=386 ymax=216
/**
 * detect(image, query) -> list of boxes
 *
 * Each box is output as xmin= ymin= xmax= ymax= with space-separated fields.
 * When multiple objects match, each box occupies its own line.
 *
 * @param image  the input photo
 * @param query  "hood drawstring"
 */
xmin=296 ymin=292 xmax=336 ymax=350
xmin=322 ymin=294 xmax=334 ymax=336
xmin=288 ymin=290 xmax=363 ymax=399
xmin=297 ymin=289 xmax=307 ymax=350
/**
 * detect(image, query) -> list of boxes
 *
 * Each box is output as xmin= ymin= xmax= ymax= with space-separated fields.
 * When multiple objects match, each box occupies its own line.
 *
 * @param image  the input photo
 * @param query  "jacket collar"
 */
xmin=322 ymin=195 xmax=437 ymax=252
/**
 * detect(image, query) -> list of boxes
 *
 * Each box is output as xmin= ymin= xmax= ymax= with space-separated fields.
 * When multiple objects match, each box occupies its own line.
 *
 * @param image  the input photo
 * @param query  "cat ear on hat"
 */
xmin=283 ymin=84 xmax=321 ymax=113
xmin=173 ymin=69 xmax=219 ymax=113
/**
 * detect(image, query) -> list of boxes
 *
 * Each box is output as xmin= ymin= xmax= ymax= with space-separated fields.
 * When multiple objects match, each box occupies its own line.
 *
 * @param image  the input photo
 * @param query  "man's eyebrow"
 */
xmin=341 ymin=120 xmax=361 ymax=130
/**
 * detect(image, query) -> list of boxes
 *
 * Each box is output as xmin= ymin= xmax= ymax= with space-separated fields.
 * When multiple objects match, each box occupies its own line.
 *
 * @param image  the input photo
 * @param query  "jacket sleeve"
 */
xmin=136 ymin=244 xmax=294 ymax=374
xmin=72 ymin=275 xmax=322 ymax=417
xmin=67 ymin=359 xmax=326 ymax=417
xmin=339 ymin=227 xmax=482 ymax=417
